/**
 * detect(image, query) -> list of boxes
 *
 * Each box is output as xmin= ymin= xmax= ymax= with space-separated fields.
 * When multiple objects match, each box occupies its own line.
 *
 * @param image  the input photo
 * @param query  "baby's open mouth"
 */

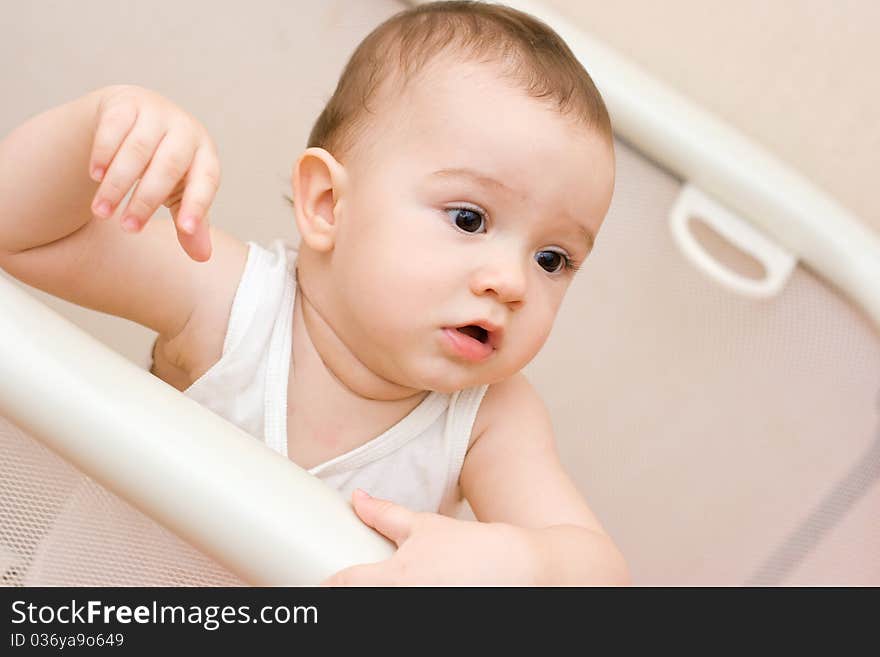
xmin=443 ymin=322 xmax=500 ymax=362
xmin=456 ymin=325 xmax=489 ymax=344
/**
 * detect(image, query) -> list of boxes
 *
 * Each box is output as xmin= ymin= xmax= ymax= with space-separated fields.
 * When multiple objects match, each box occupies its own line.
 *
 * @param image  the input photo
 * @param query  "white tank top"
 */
xmin=184 ymin=239 xmax=488 ymax=515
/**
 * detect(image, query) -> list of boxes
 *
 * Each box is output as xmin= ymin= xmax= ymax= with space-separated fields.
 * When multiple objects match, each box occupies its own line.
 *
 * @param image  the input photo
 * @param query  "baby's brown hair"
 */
xmin=308 ymin=0 xmax=612 ymax=162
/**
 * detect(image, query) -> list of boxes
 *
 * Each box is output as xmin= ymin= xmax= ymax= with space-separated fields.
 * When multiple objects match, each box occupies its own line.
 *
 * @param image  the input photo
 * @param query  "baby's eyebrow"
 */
xmin=576 ymin=223 xmax=595 ymax=254
xmin=429 ymin=167 xmax=511 ymax=193
xmin=547 ymin=211 xmax=594 ymax=255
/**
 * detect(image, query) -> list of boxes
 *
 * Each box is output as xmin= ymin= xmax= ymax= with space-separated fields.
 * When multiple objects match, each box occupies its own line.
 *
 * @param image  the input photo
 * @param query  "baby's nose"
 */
xmin=469 ymin=254 xmax=527 ymax=307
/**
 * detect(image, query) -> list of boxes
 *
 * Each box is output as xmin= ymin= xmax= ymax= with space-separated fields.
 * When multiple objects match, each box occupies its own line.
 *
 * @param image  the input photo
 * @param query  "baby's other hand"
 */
xmin=322 ymin=489 xmax=539 ymax=586
xmin=88 ymin=85 xmax=220 ymax=261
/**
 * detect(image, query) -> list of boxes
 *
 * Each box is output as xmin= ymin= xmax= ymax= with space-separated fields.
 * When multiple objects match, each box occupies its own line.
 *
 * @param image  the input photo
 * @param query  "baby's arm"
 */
xmin=460 ymin=372 xmax=630 ymax=585
xmin=0 ymin=86 xmax=246 ymax=383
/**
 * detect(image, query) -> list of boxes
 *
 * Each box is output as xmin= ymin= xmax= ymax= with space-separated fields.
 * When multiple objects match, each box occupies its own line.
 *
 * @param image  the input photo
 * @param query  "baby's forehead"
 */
xmin=370 ymin=56 xmax=582 ymax=141
xmin=371 ymin=57 xmax=612 ymax=226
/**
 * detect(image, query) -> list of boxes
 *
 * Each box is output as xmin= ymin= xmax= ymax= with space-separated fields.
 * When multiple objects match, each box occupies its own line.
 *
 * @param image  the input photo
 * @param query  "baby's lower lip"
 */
xmin=441 ymin=327 xmax=494 ymax=363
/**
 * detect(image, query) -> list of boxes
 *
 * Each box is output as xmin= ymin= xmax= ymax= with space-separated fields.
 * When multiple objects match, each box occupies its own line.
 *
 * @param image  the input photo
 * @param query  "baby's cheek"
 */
xmin=518 ymin=317 xmax=555 ymax=361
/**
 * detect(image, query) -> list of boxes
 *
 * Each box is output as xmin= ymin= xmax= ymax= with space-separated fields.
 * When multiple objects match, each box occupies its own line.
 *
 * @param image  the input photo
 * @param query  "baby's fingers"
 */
xmin=90 ymin=113 xmax=164 ymax=220
xmin=172 ymin=145 xmax=220 ymax=262
xmin=89 ymin=99 xmax=138 ymax=184
xmin=117 ymin=132 xmax=193 ymax=233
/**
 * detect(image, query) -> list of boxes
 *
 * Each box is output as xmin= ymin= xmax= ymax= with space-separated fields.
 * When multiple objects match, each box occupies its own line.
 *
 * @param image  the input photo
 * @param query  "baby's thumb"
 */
xmin=166 ymin=196 xmax=212 ymax=262
xmin=351 ymin=489 xmax=414 ymax=547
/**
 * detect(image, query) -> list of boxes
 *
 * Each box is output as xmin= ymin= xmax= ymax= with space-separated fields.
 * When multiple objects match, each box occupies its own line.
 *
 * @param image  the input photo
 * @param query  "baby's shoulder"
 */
xmin=467 ymin=372 xmax=547 ymax=450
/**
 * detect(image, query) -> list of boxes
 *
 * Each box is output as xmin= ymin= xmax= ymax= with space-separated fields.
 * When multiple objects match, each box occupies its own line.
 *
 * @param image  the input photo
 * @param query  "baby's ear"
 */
xmin=291 ymin=147 xmax=348 ymax=252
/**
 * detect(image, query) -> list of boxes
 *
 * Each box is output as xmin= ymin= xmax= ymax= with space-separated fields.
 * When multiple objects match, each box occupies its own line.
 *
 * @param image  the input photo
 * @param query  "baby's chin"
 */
xmin=401 ymin=357 xmax=515 ymax=394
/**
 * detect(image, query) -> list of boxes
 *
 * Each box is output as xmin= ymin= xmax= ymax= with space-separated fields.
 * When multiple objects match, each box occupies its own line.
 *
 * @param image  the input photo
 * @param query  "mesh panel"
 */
xmin=0 ymin=415 xmax=244 ymax=586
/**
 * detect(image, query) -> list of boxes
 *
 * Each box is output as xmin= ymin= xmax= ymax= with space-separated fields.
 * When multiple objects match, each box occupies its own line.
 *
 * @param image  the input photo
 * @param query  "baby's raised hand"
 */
xmin=88 ymin=85 xmax=220 ymax=261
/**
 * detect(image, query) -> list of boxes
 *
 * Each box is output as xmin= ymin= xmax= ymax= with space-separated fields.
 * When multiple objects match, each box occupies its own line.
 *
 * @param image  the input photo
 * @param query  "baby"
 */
xmin=0 ymin=1 xmax=625 ymax=585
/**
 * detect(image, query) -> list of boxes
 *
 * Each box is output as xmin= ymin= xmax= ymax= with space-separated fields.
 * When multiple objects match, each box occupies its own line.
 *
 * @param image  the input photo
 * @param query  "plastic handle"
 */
xmin=670 ymin=184 xmax=797 ymax=298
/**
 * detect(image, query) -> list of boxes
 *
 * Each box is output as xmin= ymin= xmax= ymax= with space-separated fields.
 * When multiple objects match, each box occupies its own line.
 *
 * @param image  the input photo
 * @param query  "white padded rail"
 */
xmin=0 ymin=276 xmax=394 ymax=585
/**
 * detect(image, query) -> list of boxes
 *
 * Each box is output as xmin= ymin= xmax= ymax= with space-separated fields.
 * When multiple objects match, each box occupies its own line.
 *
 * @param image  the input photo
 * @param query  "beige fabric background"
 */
xmin=1 ymin=1 xmax=877 ymax=584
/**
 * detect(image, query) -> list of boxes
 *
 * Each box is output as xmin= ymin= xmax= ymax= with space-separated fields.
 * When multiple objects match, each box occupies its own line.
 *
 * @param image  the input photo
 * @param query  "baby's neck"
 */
xmin=294 ymin=266 xmax=426 ymax=404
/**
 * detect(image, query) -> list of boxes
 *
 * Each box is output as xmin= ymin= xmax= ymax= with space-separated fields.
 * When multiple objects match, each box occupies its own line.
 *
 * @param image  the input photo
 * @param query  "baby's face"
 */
xmin=325 ymin=58 xmax=614 ymax=393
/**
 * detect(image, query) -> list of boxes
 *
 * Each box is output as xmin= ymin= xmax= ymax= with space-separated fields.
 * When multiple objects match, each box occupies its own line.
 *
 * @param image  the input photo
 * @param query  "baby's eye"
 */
xmin=446 ymin=207 xmax=486 ymax=233
xmin=535 ymin=250 xmax=568 ymax=274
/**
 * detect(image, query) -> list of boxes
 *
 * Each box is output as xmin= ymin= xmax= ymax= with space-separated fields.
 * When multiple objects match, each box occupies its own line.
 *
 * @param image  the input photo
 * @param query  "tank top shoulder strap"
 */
xmin=442 ymin=383 xmax=490 ymax=503
xmin=183 ymin=239 xmax=296 ymax=445
xmin=220 ymin=240 xmax=286 ymax=355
